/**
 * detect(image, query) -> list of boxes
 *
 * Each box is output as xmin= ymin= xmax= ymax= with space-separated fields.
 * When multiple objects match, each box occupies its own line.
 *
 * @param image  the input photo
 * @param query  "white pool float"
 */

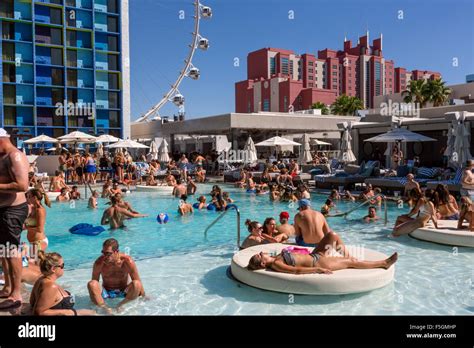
xmin=231 ymin=243 xmax=395 ymax=295
xmin=410 ymin=220 xmax=474 ymax=247
xmin=46 ymin=192 xmax=61 ymax=200
xmin=134 ymin=185 xmax=174 ymax=193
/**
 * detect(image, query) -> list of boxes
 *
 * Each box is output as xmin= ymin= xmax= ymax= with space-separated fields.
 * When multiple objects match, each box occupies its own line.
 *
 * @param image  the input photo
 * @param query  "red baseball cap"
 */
xmin=279 ymin=211 xmax=290 ymax=219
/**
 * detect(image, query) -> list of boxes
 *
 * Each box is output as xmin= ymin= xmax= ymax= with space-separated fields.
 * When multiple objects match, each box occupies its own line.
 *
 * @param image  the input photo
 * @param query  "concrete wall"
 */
xmin=36 ymin=156 xmax=60 ymax=176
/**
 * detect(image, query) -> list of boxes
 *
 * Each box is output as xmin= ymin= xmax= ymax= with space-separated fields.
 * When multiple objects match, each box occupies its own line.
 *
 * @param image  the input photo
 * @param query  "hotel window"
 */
xmin=309 ymin=83 xmax=313 ymax=87
xmin=332 ymin=72 xmax=337 ymax=76
xmin=290 ymin=60 xmax=294 ymax=77
xmin=263 ymin=99 xmax=270 ymax=111
xmin=308 ymin=68 xmax=313 ymax=73
xmin=270 ymin=57 xmax=276 ymax=75
xmin=309 ymin=76 xmax=313 ymax=80
xmin=332 ymin=65 xmax=337 ymax=69
xmin=281 ymin=58 xmax=289 ymax=75
xmin=332 ymin=84 xmax=337 ymax=89
xmin=332 ymin=78 xmax=337 ymax=82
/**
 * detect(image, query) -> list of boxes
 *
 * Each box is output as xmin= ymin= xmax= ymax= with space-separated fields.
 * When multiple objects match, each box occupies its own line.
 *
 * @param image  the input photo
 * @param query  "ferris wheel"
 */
xmin=134 ymin=1 xmax=213 ymax=123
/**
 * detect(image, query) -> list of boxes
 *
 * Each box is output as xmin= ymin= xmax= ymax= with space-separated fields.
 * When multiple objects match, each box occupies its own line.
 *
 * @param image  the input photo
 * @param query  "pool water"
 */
xmin=33 ymin=184 xmax=473 ymax=315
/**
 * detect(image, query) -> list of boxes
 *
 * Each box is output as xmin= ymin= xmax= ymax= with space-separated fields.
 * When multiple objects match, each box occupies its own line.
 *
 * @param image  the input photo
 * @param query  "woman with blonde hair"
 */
xmin=25 ymin=189 xmax=51 ymax=256
xmin=30 ymin=251 xmax=95 ymax=316
xmin=458 ymin=196 xmax=474 ymax=231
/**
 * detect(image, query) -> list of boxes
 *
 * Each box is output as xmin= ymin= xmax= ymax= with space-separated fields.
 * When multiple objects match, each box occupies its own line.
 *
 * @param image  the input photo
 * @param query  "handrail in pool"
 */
xmin=327 ymin=193 xmax=388 ymax=225
xmin=204 ymin=205 xmax=241 ymax=248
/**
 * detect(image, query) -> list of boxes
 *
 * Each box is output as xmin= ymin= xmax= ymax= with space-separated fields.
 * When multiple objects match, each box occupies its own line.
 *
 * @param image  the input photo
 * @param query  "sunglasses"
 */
xmin=56 ymin=263 xmax=65 ymax=269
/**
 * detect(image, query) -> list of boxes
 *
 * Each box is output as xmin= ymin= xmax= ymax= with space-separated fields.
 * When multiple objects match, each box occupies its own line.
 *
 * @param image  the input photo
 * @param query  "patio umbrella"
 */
xmin=107 ymin=139 xmax=149 ymax=149
xmin=311 ymin=139 xmax=332 ymax=146
xmin=364 ymin=128 xmax=436 ymax=143
xmin=443 ymin=121 xmax=455 ymax=157
xmin=338 ymin=122 xmax=357 ymax=163
xmin=96 ymin=134 xmax=120 ymax=143
xmin=24 ymin=134 xmax=58 ymax=145
xmin=58 ymin=131 xmax=97 ymax=152
xmin=450 ymin=112 xmax=473 ymax=168
xmin=255 ymin=136 xmax=301 ymax=147
xmin=97 ymin=142 xmax=104 ymax=157
xmin=148 ymin=140 xmax=159 ymax=161
xmin=158 ymin=139 xmax=170 ymax=163
xmin=299 ymin=133 xmax=313 ymax=164
xmin=243 ymin=136 xmax=258 ymax=164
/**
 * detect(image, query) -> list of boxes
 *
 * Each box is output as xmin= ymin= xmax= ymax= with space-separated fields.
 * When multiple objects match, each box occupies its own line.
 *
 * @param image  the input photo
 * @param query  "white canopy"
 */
xmin=338 ymin=122 xmax=357 ymax=163
xmin=364 ymin=128 xmax=436 ymax=143
xmin=311 ymin=139 xmax=332 ymax=146
xmin=58 ymin=131 xmax=97 ymax=144
xmin=255 ymin=136 xmax=301 ymax=147
xmin=107 ymin=139 xmax=149 ymax=149
xmin=299 ymin=134 xmax=313 ymax=164
xmin=96 ymin=134 xmax=121 ymax=143
xmin=24 ymin=134 xmax=58 ymax=144
xmin=148 ymin=140 xmax=159 ymax=160
xmin=243 ymin=136 xmax=258 ymax=163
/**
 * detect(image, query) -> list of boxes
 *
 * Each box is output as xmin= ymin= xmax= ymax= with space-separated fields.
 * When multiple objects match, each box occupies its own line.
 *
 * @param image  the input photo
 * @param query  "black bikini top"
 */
xmin=50 ymin=290 xmax=75 ymax=310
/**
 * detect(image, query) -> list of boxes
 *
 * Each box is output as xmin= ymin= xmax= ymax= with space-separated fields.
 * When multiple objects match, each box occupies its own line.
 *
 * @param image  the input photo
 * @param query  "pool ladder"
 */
xmin=328 ymin=193 xmax=388 ymax=225
xmin=204 ymin=205 xmax=241 ymax=249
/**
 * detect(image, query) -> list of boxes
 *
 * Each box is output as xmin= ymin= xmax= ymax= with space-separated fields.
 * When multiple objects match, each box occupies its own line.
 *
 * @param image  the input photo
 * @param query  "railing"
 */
xmin=204 ymin=205 xmax=241 ymax=249
xmin=328 ymin=193 xmax=388 ymax=225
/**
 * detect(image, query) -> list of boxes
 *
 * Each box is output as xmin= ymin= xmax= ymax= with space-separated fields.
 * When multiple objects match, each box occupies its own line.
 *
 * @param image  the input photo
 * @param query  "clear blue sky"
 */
xmin=129 ymin=0 xmax=474 ymax=121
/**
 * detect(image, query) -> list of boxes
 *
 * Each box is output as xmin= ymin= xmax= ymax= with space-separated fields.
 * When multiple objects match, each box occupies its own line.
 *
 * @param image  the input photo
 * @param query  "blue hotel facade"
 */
xmin=0 ymin=0 xmax=131 ymax=147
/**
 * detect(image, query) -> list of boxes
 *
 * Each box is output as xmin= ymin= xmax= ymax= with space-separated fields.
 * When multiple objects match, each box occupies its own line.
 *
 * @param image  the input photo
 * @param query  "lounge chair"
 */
xmin=314 ymin=160 xmax=380 ymax=189
xmin=426 ymin=168 xmax=463 ymax=194
xmin=365 ymin=166 xmax=439 ymax=193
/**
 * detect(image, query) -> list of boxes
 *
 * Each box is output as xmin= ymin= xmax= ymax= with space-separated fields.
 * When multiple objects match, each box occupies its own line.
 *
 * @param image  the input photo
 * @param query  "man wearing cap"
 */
xmin=0 ymin=128 xmax=30 ymax=309
xmin=461 ymin=160 xmax=474 ymax=200
xmin=276 ymin=211 xmax=295 ymax=236
xmin=294 ymin=199 xmax=351 ymax=257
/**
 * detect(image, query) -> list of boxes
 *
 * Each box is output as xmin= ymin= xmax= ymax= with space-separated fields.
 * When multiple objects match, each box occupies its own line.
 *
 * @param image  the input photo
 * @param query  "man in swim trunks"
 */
xmin=101 ymin=196 xmax=147 ymax=229
xmin=0 ymin=128 xmax=30 ymax=309
xmin=178 ymin=194 xmax=194 ymax=216
xmin=173 ymin=179 xmax=187 ymax=198
xmin=88 ymin=238 xmax=145 ymax=310
xmin=110 ymin=182 xmax=122 ymax=196
xmin=461 ymin=160 xmax=474 ymax=199
xmin=56 ymin=187 xmax=70 ymax=202
xmin=49 ymin=170 xmax=69 ymax=192
xmin=363 ymin=206 xmax=379 ymax=222
xmin=114 ymin=192 xmax=139 ymax=214
xmin=294 ymin=199 xmax=351 ymax=257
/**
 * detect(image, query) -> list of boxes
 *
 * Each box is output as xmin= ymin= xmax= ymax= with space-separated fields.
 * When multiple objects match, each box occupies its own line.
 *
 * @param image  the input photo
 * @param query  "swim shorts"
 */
xmin=101 ymin=288 xmax=127 ymax=299
xmin=0 ymin=203 xmax=28 ymax=248
xmin=295 ymin=235 xmax=318 ymax=248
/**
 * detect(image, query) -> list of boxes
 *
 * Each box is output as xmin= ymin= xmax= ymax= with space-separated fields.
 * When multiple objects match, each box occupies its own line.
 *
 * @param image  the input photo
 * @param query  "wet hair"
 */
xmin=38 ymin=250 xmax=63 ymax=276
xmin=110 ymin=196 xmax=119 ymax=205
xmin=263 ymin=217 xmax=276 ymax=233
xmin=60 ymin=188 xmax=67 ymax=194
xmin=408 ymin=187 xmax=422 ymax=201
xmin=424 ymin=189 xmax=439 ymax=206
xmin=28 ymin=188 xmax=51 ymax=208
xmin=325 ymin=198 xmax=333 ymax=205
xmin=103 ymin=238 xmax=119 ymax=252
xmin=247 ymin=254 xmax=265 ymax=271
xmin=435 ymin=184 xmax=450 ymax=205
xmin=222 ymin=192 xmax=229 ymax=198
xmin=72 ymin=185 xmax=78 ymax=190
xmin=245 ymin=219 xmax=260 ymax=233
xmin=92 ymin=190 xmax=99 ymax=196
xmin=177 ymin=179 xmax=182 ymax=185
xmin=180 ymin=194 xmax=188 ymax=202
xmin=198 ymin=195 xmax=206 ymax=203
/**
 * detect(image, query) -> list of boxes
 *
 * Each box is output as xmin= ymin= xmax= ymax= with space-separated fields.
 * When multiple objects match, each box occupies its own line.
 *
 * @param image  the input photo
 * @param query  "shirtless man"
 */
xmin=178 ymin=194 xmax=194 ymax=216
xmin=110 ymin=182 xmax=122 ymax=196
xmin=293 ymin=199 xmax=350 ymax=257
xmin=173 ymin=179 xmax=187 ymax=198
xmin=49 ymin=170 xmax=68 ymax=192
xmin=0 ymin=128 xmax=30 ymax=309
xmin=403 ymin=174 xmax=420 ymax=199
xmin=88 ymin=238 xmax=145 ymax=310
xmin=88 ymin=190 xmax=99 ymax=209
xmin=363 ymin=206 xmax=379 ymax=223
xmin=276 ymin=211 xmax=295 ymax=236
xmin=101 ymin=196 xmax=147 ymax=230
xmin=165 ymin=171 xmax=177 ymax=186
xmin=277 ymin=169 xmax=293 ymax=187
xmin=70 ymin=185 xmax=81 ymax=200
xmin=114 ymin=193 xmax=139 ymax=214
xmin=461 ymin=160 xmax=474 ymax=199
xmin=186 ymin=179 xmax=197 ymax=195
xmin=56 ymin=187 xmax=70 ymax=202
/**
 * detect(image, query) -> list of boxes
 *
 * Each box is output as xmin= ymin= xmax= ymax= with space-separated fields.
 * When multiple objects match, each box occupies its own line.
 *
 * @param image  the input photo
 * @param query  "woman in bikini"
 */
xmin=262 ymin=217 xmax=288 ymax=243
xmin=30 ymin=251 xmax=95 ymax=315
xmin=241 ymin=220 xmax=278 ymax=249
xmin=25 ymin=189 xmax=51 ymax=255
xmin=392 ymin=189 xmax=439 ymax=236
xmin=247 ymin=247 xmax=398 ymax=274
xmin=458 ymin=197 xmax=474 ymax=231
xmin=435 ymin=184 xmax=459 ymax=220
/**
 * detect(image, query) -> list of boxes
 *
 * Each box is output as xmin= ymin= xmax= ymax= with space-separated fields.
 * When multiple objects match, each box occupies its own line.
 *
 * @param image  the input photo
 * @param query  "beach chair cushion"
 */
xmin=396 ymin=165 xmax=410 ymax=177
xmin=417 ymin=167 xmax=438 ymax=179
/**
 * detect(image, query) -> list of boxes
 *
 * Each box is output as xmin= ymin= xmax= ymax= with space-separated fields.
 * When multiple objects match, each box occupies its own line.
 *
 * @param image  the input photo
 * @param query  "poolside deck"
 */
xmin=410 ymin=220 xmax=474 ymax=247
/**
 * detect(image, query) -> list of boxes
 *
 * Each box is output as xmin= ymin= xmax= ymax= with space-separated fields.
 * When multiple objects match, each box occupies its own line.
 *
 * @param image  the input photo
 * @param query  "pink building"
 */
xmin=235 ymin=33 xmax=441 ymax=112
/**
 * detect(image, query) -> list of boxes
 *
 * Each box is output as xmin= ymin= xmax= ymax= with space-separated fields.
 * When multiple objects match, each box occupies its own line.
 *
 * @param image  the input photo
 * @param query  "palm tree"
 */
xmin=427 ymin=78 xmax=452 ymax=107
xmin=311 ymin=102 xmax=329 ymax=115
xmin=331 ymin=95 xmax=364 ymax=115
xmin=402 ymin=79 xmax=429 ymax=108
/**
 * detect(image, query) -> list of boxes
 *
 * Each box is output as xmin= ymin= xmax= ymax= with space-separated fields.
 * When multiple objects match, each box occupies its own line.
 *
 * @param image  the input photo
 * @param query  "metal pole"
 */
xmin=384 ymin=196 xmax=388 ymax=226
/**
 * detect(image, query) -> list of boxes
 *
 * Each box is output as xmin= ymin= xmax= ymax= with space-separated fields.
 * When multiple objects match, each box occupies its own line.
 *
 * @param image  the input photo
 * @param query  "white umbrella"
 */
xmin=450 ymin=112 xmax=473 ymax=168
xmin=299 ymin=134 xmax=313 ymax=164
xmin=97 ymin=142 xmax=104 ymax=157
xmin=243 ymin=136 xmax=258 ymax=164
xmin=255 ymin=136 xmax=301 ymax=147
xmin=364 ymin=128 xmax=436 ymax=143
xmin=24 ymin=134 xmax=58 ymax=144
xmin=96 ymin=134 xmax=120 ymax=143
xmin=311 ymin=139 xmax=332 ymax=146
xmin=148 ymin=140 xmax=159 ymax=161
xmin=58 ymin=131 xmax=97 ymax=144
xmin=158 ymin=139 xmax=170 ymax=162
xmin=107 ymin=139 xmax=149 ymax=149
xmin=338 ymin=122 xmax=357 ymax=163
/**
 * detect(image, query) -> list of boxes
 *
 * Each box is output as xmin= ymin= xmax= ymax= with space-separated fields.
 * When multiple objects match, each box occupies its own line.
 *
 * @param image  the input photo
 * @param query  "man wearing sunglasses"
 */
xmin=87 ymin=238 xmax=145 ymax=311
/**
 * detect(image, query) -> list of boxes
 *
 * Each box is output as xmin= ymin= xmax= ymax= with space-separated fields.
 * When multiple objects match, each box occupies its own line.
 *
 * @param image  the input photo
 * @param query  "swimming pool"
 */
xmin=34 ymin=184 xmax=473 ymax=315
